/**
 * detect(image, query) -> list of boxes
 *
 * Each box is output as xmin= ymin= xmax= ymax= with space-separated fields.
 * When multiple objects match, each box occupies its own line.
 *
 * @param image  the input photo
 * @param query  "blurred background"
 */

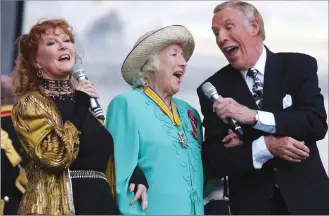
xmin=2 ymin=1 xmax=328 ymax=173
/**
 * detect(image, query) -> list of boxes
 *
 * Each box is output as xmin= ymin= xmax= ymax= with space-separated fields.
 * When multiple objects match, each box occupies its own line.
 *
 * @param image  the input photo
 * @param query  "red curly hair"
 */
xmin=12 ymin=19 xmax=76 ymax=96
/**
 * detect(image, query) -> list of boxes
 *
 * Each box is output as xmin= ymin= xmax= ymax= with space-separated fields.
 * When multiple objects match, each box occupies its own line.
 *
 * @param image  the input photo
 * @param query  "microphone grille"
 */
xmin=72 ymin=64 xmax=85 ymax=80
xmin=201 ymin=82 xmax=217 ymax=98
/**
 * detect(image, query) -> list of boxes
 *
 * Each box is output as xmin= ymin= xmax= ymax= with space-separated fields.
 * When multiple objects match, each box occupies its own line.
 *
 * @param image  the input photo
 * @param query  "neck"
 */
xmin=39 ymin=78 xmax=74 ymax=98
xmin=42 ymin=73 xmax=71 ymax=81
xmin=248 ymin=42 xmax=263 ymax=69
xmin=147 ymin=83 xmax=172 ymax=108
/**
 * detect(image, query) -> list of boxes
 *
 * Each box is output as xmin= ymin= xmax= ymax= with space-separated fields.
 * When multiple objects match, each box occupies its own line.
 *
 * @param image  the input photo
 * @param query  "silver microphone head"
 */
xmin=202 ymin=82 xmax=219 ymax=99
xmin=72 ymin=63 xmax=86 ymax=81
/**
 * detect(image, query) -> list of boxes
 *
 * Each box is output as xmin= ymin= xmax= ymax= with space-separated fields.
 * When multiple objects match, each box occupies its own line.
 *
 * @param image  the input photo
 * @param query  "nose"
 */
xmin=58 ymin=41 xmax=67 ymax=51
xmin=178 ymin=54 xmax=187 ymax=69
xmin=217 ymin=31 xmax=228 ymax=48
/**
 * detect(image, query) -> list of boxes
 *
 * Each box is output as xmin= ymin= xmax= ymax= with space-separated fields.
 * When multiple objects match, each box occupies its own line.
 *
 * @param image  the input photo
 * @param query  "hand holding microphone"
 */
xmin=75 ymin=80 xmax=99 ymax=99
xmin=202 ymin=82 xmax=258 ymax=138
xmin=72 ymin=64 xmax=105 ymax=120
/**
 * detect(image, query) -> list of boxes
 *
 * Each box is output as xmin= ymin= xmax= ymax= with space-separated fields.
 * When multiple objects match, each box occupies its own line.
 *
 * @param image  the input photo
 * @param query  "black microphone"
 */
xmin=72 ymin=64 xmax=105 ymax=120
xmin=201 ymin=82 xmax=243 ymax=138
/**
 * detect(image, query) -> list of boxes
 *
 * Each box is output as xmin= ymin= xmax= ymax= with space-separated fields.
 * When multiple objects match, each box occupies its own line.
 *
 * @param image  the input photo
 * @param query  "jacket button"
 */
xmin=4 ymin=196 xmax=10 ymax=202
xmin=273 ymin=168 xmax=278 ymax=172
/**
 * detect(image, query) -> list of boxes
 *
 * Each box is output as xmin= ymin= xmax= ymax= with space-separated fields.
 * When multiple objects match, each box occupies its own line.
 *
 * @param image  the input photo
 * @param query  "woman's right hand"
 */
xmin=129 ymin=183 xmax=148 ymax=210
xmin=75 ymin=80 xmax=99 ymax=99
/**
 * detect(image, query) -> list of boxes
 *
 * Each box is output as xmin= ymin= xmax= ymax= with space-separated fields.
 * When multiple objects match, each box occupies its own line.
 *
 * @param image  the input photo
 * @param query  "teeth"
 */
xmin=59 ymin=54 xmax=70 ymax=60
xmin=224 ymin=46 xmax=238 ymax=52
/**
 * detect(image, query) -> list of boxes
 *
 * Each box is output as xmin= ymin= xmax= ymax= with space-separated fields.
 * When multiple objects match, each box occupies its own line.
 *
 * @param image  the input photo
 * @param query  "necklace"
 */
xmin=39 ymin=78 xmax=75 ymax=101
xmin=142 ymin=86 xmax=188 ymax=148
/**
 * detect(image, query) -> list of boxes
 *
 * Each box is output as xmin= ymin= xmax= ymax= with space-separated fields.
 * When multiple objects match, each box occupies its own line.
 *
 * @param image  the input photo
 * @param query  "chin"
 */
xmin=230 ymin=61 xmax=247 ymax=71
xmin=62 ymin=69 xmax=73 ymax=75
xmin=172 ymin=87 xmax=180 ymax=95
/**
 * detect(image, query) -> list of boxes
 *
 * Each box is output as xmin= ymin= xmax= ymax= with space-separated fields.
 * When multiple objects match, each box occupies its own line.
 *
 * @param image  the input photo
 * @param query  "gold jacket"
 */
xmin=11 ymin=91 xmax=80 ymax=215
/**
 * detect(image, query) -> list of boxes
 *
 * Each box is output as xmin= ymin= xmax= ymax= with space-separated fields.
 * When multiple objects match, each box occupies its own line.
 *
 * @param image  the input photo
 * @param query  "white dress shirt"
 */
xmin=240 ymin=46 xmax=276 ymax=169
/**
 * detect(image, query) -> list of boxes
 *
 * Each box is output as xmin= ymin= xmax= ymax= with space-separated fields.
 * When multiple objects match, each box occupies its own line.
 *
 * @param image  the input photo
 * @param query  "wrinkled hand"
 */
xmin=265 ymin=136 xmax=310 ymax=162
xmin=129 ymin=183 xmax=148 ymax=211
xmin=212 ymin=98 xmax=257 ymax=125
xmin=75 ymin=80 xmax=99 ymax=99
xmin=222 ymin=129 xmax=243 ymax=148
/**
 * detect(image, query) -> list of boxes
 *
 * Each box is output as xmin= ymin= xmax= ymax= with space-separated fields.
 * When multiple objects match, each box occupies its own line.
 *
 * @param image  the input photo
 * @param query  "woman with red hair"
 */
xmin=11 ymin=19 xmax=148 ymax=215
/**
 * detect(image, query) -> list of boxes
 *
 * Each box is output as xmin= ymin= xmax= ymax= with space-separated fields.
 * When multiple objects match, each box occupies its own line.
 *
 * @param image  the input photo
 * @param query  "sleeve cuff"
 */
xmin=129 ymin=167 xmax=149 ymax=190
xmin=252 ymin=136 xmax=274 ymax=169
xmin=253 ymin=111 xmax=277 ymax=134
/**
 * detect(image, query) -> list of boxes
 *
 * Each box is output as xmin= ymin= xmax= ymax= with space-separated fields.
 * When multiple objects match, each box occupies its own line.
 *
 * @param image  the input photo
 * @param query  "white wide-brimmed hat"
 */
xmin=121 ymin=25 xmax=195 ymax=86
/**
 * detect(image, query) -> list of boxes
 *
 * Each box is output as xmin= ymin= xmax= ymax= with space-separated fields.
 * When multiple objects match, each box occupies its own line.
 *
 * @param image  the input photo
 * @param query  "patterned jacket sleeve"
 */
xmin=11 ymin=92 xmax=80 ymax=173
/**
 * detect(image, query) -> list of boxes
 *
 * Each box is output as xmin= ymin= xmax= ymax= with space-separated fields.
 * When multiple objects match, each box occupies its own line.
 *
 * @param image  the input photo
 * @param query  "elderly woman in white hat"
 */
xmin=105 ymin=25 xmax=204 ymax=215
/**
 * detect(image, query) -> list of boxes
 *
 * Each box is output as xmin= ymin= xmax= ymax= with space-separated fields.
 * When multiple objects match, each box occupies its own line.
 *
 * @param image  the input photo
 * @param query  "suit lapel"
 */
xmin=262 ymin=46 xmax=284 ymax=112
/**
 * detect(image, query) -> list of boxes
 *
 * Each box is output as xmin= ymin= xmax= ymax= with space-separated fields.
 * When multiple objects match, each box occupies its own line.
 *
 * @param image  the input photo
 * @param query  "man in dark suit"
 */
xmin=197 ymin=1 xmax=329 ymax=214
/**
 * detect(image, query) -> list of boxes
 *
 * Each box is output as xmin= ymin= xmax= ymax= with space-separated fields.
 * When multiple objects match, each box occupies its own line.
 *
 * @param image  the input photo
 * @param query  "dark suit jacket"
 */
xmin=197 ymin=46 xmax=329 ymax=214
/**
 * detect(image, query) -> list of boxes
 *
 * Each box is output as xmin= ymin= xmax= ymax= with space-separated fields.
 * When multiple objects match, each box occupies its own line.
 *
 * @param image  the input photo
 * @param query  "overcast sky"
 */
xmin=23 ymin=1 xmax=328 ymax=172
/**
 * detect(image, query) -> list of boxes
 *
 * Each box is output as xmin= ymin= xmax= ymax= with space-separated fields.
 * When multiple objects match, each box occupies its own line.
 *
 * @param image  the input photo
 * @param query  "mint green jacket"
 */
xmin=105 ymin=88 xmax=204 ymax=215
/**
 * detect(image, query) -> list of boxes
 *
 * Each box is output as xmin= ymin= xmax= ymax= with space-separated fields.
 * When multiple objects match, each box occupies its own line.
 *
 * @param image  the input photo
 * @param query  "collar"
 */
xmin=142 ymin=86 xmax=181 ymax=126
xmin=240 ymin=45 xmax=267 ymax=78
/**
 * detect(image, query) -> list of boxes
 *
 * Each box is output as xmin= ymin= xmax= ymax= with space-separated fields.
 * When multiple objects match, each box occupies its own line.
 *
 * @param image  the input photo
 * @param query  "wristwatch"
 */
xmin=253 ymin=111 xmax=259 ymax=126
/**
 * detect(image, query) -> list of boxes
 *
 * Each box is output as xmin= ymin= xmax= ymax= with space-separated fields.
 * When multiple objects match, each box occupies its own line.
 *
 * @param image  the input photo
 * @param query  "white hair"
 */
xmin=131 ymin=54 xmax=160 ymax=88
xmin=213 ymin=0 xmax=266 ymax=40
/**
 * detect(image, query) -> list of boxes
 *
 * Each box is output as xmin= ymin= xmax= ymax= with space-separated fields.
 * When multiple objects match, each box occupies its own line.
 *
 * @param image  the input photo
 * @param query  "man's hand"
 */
xmin=264 ymin=136 xmax=310 ymax=162
xmin=222 ymin=129 xmax=243 ymax=148
xmin=213 ymin=98 xmax=257 ymax=125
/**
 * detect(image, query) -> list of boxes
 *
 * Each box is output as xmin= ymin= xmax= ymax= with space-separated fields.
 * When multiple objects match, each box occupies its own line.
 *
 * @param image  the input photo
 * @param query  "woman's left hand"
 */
xmin=129 ymin=183 xmax=148 ymax=210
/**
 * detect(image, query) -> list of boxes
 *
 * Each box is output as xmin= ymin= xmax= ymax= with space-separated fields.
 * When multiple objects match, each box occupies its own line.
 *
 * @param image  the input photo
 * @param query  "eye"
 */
xmin=64 ymin=39 xmax=71 ymax=43
xmin=225 ymin=24 xmax=233 ymax=30
xmin=171 ymin=53 xmax=177 ymax=56
xmin=47 ymin=41 xmax=55 ymax=46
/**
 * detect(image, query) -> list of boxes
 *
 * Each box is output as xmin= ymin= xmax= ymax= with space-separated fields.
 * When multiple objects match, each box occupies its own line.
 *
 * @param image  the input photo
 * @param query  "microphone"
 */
xmin=201 ymin=82 xmax=243 ymax=138
xmin=72 ymin=64 xmax=105 ymax=120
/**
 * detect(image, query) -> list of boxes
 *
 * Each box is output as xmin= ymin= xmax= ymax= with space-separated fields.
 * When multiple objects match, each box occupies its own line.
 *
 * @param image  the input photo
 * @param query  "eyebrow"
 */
xmin=171 ymin=47 xmax=182 ymax=53
xmin=42 ymin=35 xmax=70 ymax=40
xmin=223 ymin=18 xmax=233 ymax=23
xmin=212 ymin=18 xmax=234 ymax=29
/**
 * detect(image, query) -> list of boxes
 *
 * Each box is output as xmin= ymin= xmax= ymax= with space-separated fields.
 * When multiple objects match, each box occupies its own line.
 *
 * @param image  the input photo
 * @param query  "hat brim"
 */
xmin=121 ymin=25 xmax=195 ymax=86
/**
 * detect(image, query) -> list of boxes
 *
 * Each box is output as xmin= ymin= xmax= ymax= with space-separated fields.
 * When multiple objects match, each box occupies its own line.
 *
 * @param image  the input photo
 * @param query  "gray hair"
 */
xmin=213 ymin=0 xmax=265 ymax=41
xmin=131 ymin=54 xmax=160 ymax=88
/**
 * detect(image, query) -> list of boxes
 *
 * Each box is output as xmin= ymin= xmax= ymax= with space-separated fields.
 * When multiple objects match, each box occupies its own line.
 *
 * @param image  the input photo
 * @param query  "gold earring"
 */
xmin=36 ymin=68 xmax=43 ymax=77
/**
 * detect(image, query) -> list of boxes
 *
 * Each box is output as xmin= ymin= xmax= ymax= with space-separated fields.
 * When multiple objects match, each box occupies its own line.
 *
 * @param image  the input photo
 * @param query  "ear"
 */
xmin=250 ymin=18 xmax=260 ymax=37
